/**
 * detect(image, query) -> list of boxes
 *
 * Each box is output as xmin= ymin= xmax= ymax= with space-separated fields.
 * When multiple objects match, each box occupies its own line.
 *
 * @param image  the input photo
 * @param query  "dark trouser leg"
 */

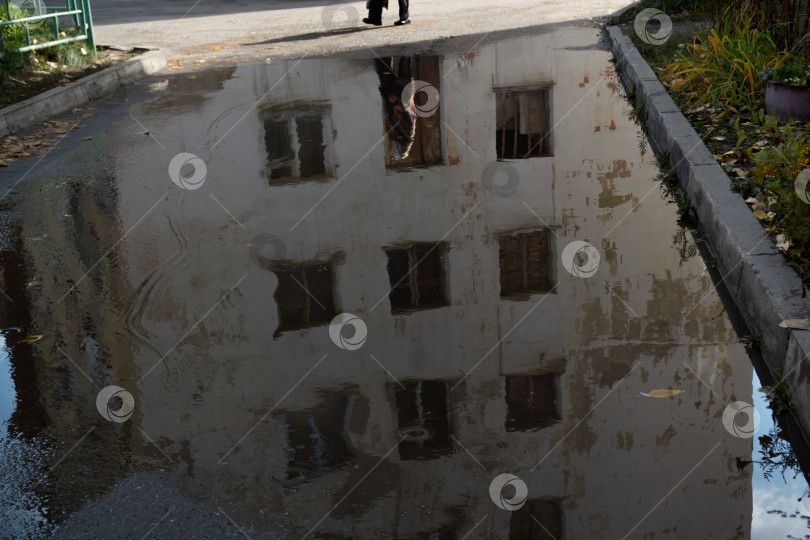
xmin=368 ymin=0 xmax=383 ymax=22
xmin=397 ymin=0 xmax=409 ymax=20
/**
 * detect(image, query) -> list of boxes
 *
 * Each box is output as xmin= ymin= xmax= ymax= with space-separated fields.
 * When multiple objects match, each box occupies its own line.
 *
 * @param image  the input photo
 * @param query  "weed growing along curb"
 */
xmin=623 ymin=2 xmax=810 ymax=281
xmin=1 ymin=2 xmax=96 ymax=105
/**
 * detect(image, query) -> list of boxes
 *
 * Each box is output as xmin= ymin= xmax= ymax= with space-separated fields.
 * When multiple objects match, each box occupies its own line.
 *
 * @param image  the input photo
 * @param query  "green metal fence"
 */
xmin=0 ymin=0 xmax=95 ymax=56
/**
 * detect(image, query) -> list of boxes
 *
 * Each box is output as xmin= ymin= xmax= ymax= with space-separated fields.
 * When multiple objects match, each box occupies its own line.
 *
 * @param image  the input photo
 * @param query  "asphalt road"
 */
xmin=92 ymin=0 xmax=635 ymax=61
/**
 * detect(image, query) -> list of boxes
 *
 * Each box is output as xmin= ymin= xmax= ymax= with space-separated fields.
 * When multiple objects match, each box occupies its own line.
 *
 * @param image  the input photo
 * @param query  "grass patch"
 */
xmin=665 ymin=19 xmax=787 ymax=114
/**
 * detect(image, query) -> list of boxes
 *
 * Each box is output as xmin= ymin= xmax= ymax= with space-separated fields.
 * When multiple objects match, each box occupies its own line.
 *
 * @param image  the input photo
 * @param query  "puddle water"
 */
xmin=751 ymin=368 xmax=810 ymax=538
xmin=0 ymin=26 xmax=808 ymax=538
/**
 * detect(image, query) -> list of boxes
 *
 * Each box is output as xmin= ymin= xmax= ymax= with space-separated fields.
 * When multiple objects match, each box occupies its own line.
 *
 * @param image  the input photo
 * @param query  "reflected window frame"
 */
xmin=384 ymin=242 xmax=450 ymax=314
xmin=498 ymin=228 xmax=556 ymax=299
xmin=494 ymin=85 xmax=553 ymax=159
xmin=271 ymin=257 xmax=339 ymax=338
xmin=389 ymin=380 xmax=453 ymax=461
xmin=504 ymin=373 xmax=561 ymax=432
xmin=380 ymin=55 xmax=445 ymax=170
xmin=509 ymin=498 xmax=565 ymax=539
xmin=280 ymin=392 xmax=356 ymax=478
xmin=261 ymin=105 xmax=335 ymax=184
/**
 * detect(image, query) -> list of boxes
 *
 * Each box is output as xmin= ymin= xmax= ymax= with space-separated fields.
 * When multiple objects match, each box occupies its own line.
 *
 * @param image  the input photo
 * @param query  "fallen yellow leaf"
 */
xmin=754 ymin=209 xmax=768 ymax=220
xmin=21 ymin=334 xmax=45 ymax=343
xmin=641 ymin=389 xmax=683 ymax=398
xmin=779 ymin=319 xmax=810 ymax=330
xmin=81 ymin=137 xmax=92 ymax=141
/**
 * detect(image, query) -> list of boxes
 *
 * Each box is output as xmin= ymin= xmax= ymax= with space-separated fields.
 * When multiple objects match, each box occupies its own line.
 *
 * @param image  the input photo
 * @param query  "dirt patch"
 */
xmin=0 ymin=47 xmax=141 ymax=109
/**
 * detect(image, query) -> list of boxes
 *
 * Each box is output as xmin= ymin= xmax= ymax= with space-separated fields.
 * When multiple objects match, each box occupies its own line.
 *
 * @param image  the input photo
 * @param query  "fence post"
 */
xmin=80 ymin=0 xmax=94 ymax=51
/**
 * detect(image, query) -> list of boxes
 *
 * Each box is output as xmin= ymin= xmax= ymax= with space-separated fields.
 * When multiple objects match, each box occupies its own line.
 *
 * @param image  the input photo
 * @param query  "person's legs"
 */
xmin=365 ymin=0 xmax=383 ymax=24
xmin=397 ymin=0 xmax=409 ymax=21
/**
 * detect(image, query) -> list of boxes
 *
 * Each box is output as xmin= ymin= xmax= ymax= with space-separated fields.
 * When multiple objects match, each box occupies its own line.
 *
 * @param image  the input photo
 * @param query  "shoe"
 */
xmin=363 ymin=17 xmax=382 ymax=26
xmin=394 ymin=18 xmax=411 ymax=26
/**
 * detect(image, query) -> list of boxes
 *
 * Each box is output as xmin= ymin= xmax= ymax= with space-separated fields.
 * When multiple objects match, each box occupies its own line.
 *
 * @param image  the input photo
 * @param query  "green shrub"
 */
xmin=664 ymin=10 xmax=788 ymax=113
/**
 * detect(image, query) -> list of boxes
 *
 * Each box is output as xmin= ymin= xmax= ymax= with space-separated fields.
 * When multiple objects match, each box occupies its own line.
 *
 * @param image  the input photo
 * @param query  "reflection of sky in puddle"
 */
xmin=751 ymin=370 xmax=810 ymax=539
xmin=0 ymin=333 xmax=13 ymax=427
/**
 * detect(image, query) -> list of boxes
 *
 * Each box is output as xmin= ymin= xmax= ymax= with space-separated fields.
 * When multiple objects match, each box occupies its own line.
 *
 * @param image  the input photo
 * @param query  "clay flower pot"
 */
xmin=761 ymin=71 xmax=810 ymax=122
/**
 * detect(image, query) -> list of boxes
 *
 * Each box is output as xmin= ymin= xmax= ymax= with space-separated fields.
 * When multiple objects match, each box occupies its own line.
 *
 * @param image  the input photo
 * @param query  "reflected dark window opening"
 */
xmin=376 ymin=55 xmax=444 ymax=168
xmin=393 ymin=380 xmax=453 ymax=461
xmin=499 ymin=229 xmax=554 ymax=297
xmin=509 ymin=499 xmax=564 ymax=539
xmin=282 ymin=393 xmax=354 ymax=478
xmin=386 ymin=242 xmax=449 ymax=313
xmin=505 ymin=373 xmax=560 ymax=431
xmin=495 ymin=88 xmax=552 ymax=159
xmin=263 ymin=107 xmax=334 ymax=183
xmin=273 ymin=261 xmax=337 ymax=337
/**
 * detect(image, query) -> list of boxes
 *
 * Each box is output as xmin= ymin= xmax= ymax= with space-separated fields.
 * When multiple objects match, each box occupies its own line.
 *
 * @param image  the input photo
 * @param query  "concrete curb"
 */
xmin=606 ymin=25 xmax=810 ymax=437
xmin=0 ymin=49 xmax=166 ymax=138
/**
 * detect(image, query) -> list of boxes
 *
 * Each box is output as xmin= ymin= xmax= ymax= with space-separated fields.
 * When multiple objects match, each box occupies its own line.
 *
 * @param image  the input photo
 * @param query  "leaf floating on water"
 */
xmin=21 ymin=334 xmax=45 ymax=343
xmin=81 ymin=137 xmax=93 ymax=141
xmin=640 ymin=389 xmax=683 ymax=398
xmin=779 ymin=319 xmax=810 ymax=330
xmin=136 ymin=131 xmax=150 ymax=136
xmin=25 ymin=281 xmax=41 ymax=287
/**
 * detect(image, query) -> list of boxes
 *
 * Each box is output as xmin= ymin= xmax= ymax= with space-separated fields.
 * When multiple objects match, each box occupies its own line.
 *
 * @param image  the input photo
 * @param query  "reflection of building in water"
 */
xmin=386 ymin=242 xmax=449 ymax=313
xmin=0 ymin=169 xmax=140 ymax=526
xmin=263 ymin=105 xmax=335 ymax=183
xmin=10 ymin=28 xmax=754 ymax=538
xmin=496 ymin=87 xmax=553 ymax=159
xmin=375 ymin=56 xmax=443 ymax=167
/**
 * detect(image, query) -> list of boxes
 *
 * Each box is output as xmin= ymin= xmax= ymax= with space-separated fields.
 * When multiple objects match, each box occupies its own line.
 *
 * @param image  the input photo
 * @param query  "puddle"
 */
xmin=0 ymin=26 xmax=808 ymax=538
xmin=751 ymin=368 xmax=810 ymax=538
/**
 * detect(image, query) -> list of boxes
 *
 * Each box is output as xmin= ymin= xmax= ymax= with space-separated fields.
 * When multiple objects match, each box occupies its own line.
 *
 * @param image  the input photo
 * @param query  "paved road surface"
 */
xmin=92 ymin=0 xmax=635 ymax=61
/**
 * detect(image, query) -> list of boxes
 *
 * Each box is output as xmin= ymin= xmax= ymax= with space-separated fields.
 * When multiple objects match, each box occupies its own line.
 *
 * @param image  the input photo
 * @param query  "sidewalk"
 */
xmin=92 ymin=0 xmax=634 ymax=60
